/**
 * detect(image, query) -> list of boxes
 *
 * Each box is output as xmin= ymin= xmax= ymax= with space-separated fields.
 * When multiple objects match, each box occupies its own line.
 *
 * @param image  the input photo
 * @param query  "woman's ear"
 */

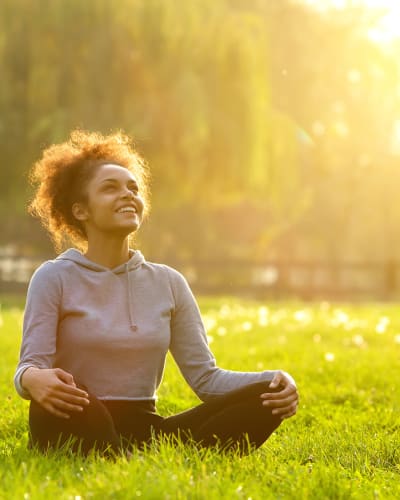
xmin=72 ymin=202 xmax=89 ymax=222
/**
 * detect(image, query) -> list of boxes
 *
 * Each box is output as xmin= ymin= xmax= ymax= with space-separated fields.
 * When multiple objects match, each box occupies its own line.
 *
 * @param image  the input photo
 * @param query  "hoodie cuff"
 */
xmin=14 ymin=365 xmax=35 ymax=400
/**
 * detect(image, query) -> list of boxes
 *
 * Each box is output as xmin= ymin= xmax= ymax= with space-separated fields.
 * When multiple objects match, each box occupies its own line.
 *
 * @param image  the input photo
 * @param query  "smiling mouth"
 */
xmin=116 ymin=207 xmax=137 ymax=214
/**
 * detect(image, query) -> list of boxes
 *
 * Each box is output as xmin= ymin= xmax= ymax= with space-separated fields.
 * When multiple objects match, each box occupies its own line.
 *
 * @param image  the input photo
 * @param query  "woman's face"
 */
xmin=73 ymin=163 xmax=145 ymax=238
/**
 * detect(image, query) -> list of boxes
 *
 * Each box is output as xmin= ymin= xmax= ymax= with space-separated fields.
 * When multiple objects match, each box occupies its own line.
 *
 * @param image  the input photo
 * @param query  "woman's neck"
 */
xmin=84 ymin=236 xmax=131 ymax=269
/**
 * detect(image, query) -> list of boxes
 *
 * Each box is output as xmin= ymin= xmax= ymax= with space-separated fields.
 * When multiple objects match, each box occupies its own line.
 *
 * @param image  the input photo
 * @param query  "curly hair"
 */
xmin=28 ymin=129 xmax=150 ymax=252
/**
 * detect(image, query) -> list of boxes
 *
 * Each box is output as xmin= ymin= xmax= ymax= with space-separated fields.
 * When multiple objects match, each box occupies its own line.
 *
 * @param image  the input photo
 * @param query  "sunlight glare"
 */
xmin=352 ymin=334 xmax=365 ymax=347
xmin=304 ymin=0 xmax=400 ymax=44
xmin=331 ymin=309 xmax=349 ymax=327
xmin=241 ymin=321 xmax=253 ymax=332
xmin=203 ymin=316 xmax=217 ymax=332
xmin=375 ymin=316 xmax=390 ymax=334
xmin=294 ymin=309 xmax=312 ymax=324
xmin=391 ymin=120 xmax=400 ymax=156
xmin=366 ymin=1 xmax=400 ymax=44
xmin=216 ymin=326 xmax=227 ymax=336
xmin=325 ymin=352 xmax=335 ymax=362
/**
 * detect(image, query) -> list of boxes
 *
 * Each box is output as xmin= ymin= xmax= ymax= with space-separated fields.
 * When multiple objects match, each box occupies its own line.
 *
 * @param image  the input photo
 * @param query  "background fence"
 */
xmin=171 ymin=259 xmax=400 ymax=300
xmin=1 ymin=254 xmax=399 ymax=301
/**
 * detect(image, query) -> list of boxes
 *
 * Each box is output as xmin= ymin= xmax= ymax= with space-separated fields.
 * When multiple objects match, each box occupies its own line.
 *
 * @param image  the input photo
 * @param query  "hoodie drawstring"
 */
xmin=126 ymin=263 xmax=138 ymax=332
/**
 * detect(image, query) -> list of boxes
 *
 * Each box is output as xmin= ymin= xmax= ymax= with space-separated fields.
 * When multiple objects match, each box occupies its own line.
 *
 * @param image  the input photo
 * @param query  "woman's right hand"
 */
xmin=21 ymin=367 xmax=90 ymax=419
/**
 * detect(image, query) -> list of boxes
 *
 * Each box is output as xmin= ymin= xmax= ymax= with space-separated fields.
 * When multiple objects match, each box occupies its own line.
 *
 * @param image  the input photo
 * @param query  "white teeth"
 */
xmin=117 ymin=207 xmax=136 ymax=213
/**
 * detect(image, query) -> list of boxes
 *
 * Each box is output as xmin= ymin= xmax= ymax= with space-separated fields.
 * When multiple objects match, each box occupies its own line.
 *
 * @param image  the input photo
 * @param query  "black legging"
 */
xmin=29 ymin=381 xmax=282 ymax=456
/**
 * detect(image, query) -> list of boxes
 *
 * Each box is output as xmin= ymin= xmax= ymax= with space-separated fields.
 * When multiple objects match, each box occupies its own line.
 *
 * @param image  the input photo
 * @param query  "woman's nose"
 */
xmin=121 ymin=188 xmax=134 ymax=199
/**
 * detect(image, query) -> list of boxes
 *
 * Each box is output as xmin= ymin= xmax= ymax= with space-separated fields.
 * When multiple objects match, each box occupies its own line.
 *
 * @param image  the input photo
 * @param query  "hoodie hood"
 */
xmin=56 ymin=248 xmax=145 ymax=332
xmin=56 ymin=248 xmax=145 ymax=274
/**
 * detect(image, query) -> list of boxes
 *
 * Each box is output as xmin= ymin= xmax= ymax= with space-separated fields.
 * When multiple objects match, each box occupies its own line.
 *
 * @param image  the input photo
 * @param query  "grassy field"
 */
xmin=0 ymin=296 xmax=399 ymax=499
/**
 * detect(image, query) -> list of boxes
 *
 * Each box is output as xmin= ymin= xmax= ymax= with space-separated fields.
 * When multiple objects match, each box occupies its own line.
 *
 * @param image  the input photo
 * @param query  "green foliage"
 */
xmin=1 ymin=297 xmax=400 ymax=498
xmin=0 ymin=0 xmax=309 ymax=257
xmin=0 ymin=0 xmax=399 ymax=262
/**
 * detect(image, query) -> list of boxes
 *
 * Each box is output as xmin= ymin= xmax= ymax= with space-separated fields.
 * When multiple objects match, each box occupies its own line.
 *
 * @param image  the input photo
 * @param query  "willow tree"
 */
xmin=0 ymin=0 xmax=309 ymax=259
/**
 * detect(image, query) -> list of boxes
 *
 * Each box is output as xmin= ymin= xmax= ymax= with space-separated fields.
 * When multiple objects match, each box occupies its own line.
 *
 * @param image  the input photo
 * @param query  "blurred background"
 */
xmin=0 ymin=0 xmax=399 ymax=299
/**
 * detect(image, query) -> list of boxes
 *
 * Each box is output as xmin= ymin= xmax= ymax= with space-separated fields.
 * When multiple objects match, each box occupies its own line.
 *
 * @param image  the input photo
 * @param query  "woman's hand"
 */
xmin=260 ymin=371 xmax=299 ymax=420
xmin=21 ymin=367 xmax=90 ymax=419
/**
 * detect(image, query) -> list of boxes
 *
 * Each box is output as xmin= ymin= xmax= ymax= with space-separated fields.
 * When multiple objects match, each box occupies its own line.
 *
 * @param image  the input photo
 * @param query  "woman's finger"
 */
xmin=54 ymin=368 xmax=76 ymax=386
xmin=43 ymin=402 xmax=71 ymax=419
xmin=272 ymin=402 xmax=298 ymax=418
xmin=262 ymin=393 xmax=298 ymax=408
xmin=275 ymin=406 xmax=298 ymax=419
xmin=54 ymin=389 xmax=90 ymax=406
xmin=53 ymin=399 xmax=86 ymax=413
xmin=48 ymin=390 xmax=90 ymax=409
xmin=54 ymin=382 xmax=89 ymax=398
xmin=260 ymin=385 xmax=298 ymax=400
xmin=269 ymin=371 xmax=284 ymax=389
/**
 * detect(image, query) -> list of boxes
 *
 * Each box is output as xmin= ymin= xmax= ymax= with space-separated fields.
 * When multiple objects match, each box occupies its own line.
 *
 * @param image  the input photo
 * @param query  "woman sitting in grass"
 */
xmin=14 ymin=130 xmax=299 ymax=456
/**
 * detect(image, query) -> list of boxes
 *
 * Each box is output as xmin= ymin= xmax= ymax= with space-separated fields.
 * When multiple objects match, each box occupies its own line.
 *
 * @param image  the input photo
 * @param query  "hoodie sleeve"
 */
xmin=14 ymin=262 xmax=61 ymax=399
xmin=167 ymin=268 xmax=277 ymax=401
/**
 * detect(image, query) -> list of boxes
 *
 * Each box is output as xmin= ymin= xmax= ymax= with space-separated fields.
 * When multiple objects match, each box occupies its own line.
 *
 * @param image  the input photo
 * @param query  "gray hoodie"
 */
xmin=15 ymin=249 xmax=276 ymax=401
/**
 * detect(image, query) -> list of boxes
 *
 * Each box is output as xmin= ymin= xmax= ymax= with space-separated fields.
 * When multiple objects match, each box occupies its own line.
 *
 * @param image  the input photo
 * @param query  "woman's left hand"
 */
xmin=260 ymin=371 xmax=299 ymax=420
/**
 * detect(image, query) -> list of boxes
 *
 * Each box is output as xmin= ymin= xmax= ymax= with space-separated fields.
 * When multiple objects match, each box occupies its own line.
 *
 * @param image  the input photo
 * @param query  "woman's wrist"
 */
xmin=21 ymin=366 xmax=40 ymax=391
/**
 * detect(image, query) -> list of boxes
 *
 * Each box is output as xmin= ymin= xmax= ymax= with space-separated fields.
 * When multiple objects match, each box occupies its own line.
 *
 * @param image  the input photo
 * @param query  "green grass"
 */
xmin=1 ymin=297 xmax=400 ymax=499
